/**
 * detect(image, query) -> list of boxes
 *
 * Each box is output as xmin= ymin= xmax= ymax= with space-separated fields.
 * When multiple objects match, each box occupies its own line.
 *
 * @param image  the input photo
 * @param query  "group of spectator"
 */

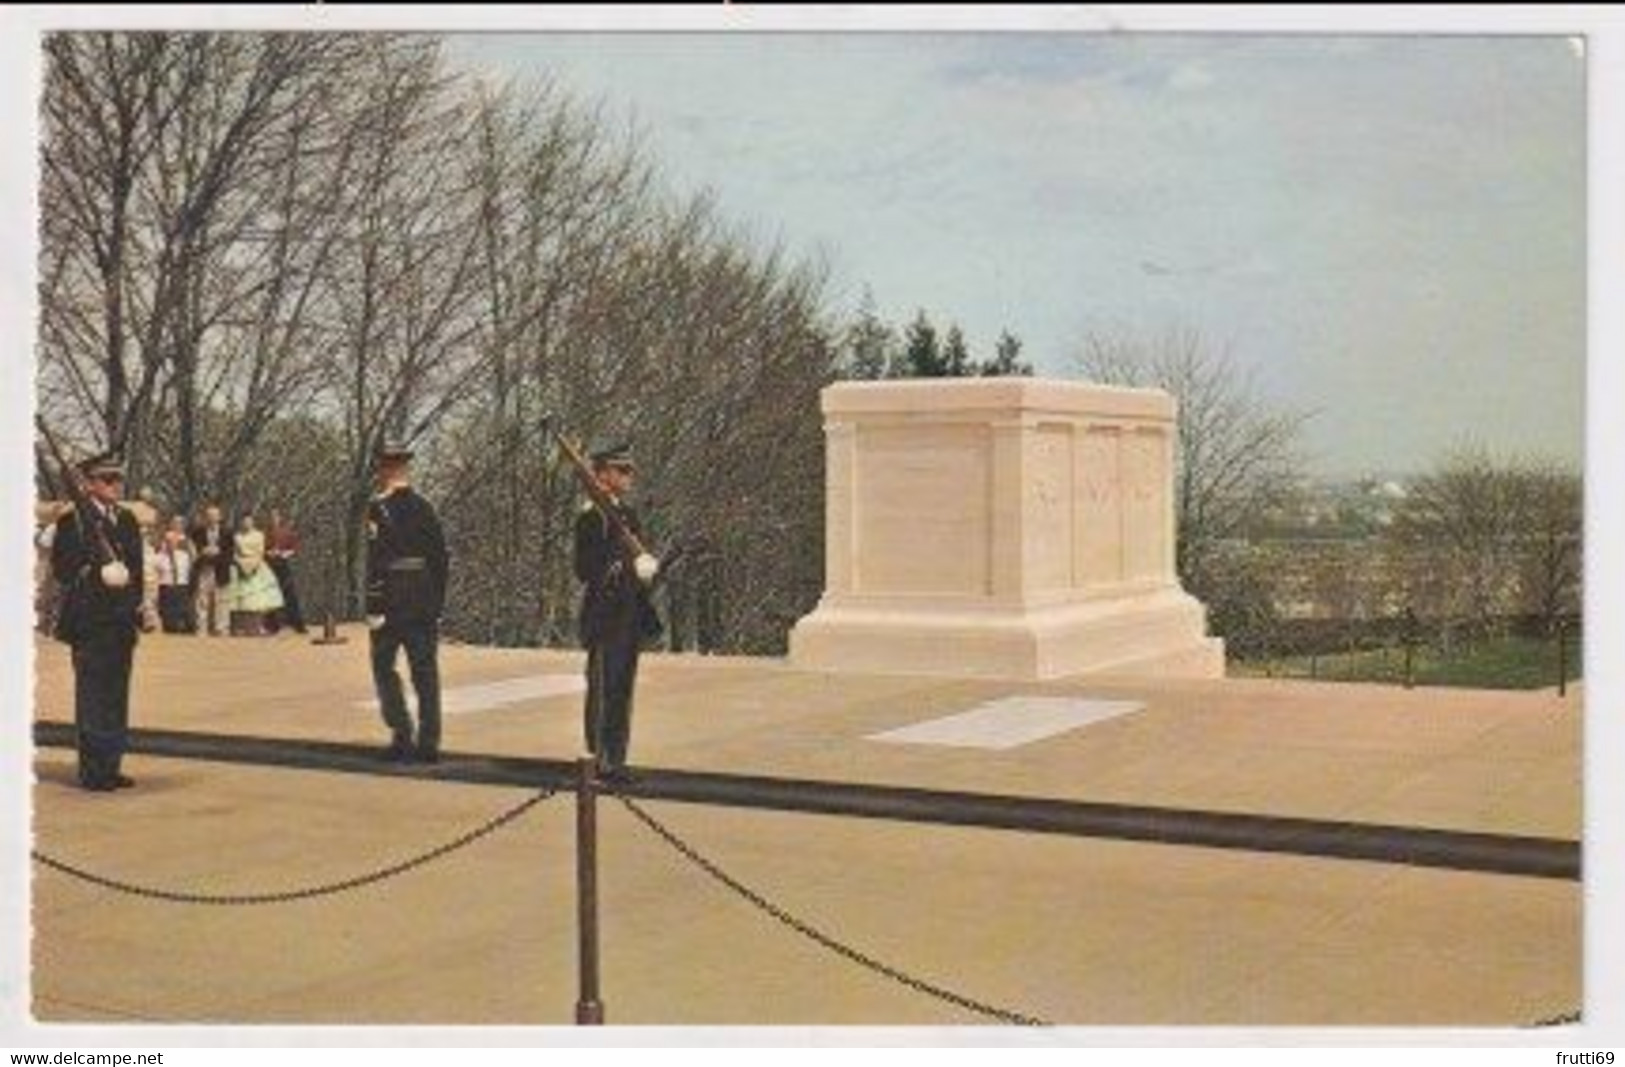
xmin=153 ymin=504 xmax=310 ymax=636
xmin=36 ymin=502 xmax=309 ymax=639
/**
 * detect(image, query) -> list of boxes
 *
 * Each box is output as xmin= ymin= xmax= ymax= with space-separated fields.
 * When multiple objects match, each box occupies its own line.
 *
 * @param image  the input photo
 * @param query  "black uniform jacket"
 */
xmin=51 ymin=502 xmax=144 ymax=643
xmin=573 ymin=500 xmax=661 ymax=646
xmin=365 ymin=485 xmax=450 ymax=624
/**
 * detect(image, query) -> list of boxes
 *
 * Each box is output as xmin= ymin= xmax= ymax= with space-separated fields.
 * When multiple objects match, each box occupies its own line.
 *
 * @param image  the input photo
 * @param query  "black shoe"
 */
xmin=379 ymin=740 xmax=414 ymax=763
xmin=599 ymin=765 xmax=637 ymax=785
xmin=414 ymin=747 xmax=440 ymax=765
xmin=112 ymin=774 xmax=135 ymax=789
xmin=80 ymin=778 xmax=118 ymax=792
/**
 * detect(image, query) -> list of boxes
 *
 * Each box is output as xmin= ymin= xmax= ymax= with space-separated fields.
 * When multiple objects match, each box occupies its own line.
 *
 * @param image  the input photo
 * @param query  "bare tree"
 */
xmin=1073 ymin=324 xmax=1311 ymax=599
xmin=419 ymin=72 xmax=836 ymax=652
xmin=39 ymin=33 xmax=190 ymax=456
xmin=1385 ymin=448 xmax=1581 ymax=635
xmin=1385 ymin=447 xmax=1518 ymax=634
xmin=39 ymin=32 xmax=366 ymax=499
xmin=39 ymin=32 xmax=478 ymax=619
xmin=1510 ymin=462 xmax=1582 ymax=631
xmin=535 ymin=193 xmax=836 ymax=652
xmin=39 ymin=31 xmax=841 ymax=653
xmin=1199 ymin=540 xmax=1288 ymax=660
xmin=306 ymin=38 xmax=494 ymax=605
xmin=436 ymin=79 xmax=657 ymax=644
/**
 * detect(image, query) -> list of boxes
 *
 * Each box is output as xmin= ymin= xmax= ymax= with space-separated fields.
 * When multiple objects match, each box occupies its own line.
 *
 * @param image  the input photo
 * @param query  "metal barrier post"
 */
xmin=1402 ymin=607 xmax=1416 ymax=690
xmin=575 ymin=757 xmax=604 ymax=1025
xmin=1557 ymin=619 xmax=1568 ymax=698
xmin=311 ymin=611 xmax=348 ymax=646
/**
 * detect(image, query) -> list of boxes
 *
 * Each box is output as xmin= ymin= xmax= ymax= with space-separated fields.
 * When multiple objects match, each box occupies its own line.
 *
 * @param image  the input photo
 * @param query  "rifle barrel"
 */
xmin=546 ymin=421 xmax=651 ymax=559
xmin=34 ymin=416 xmax=118 ymax=565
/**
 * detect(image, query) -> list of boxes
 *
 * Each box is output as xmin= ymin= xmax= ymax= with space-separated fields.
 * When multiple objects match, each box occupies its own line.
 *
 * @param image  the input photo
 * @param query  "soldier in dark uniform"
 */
xmin=573 ymin=443 xmax=662 ymax=781
xmin=364 ymin=442 xmax=450 ymax=763
xmin=50 ymin=451 xmax=145 ymax=792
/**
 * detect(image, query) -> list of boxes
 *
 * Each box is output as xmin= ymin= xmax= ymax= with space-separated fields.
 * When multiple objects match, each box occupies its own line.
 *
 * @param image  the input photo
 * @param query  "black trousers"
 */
xmin=370 ymin=620 xmax=441 ymax=752
xmin=158 ymin=585 xmax=194 ymax=633
xmin=72 ymin=626 xmax=136 ymax=786
xmin=585 ymin=632 xmax=641 ymax=769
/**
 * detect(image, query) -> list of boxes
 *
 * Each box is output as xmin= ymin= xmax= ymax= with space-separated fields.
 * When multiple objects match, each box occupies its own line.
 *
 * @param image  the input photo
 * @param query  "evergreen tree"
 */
xmin=901 ymin=310 xmax=945 ymax=378
xmin=979 ymin=330 xmax=1033 ymax=377
xmin=942 ymin=324 xmax=972 ymax=377
xmin=839 ymin=290 xmax=895 ymax=380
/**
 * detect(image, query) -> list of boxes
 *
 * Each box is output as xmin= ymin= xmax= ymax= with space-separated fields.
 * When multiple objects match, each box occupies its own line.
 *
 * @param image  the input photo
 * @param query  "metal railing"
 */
xmin=1229 ymin=610 xmax=1583 ymax=692
xmin=33 ymin=722 xmax=1578 ymax=880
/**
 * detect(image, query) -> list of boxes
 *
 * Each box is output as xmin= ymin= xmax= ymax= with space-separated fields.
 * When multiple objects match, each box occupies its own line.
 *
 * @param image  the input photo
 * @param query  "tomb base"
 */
xmin=789 ymin=587 xmax=1224 ymax=680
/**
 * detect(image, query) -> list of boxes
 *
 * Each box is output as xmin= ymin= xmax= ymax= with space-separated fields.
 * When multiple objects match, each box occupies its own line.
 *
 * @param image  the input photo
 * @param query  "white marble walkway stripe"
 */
xmin=867 ymin=696 xmax=1144 ymax=750
xmin=352 ymin=673 xmax=585 ymax=715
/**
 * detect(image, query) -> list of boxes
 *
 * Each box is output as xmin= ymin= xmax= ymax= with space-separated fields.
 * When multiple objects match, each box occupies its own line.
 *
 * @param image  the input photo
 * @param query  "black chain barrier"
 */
xmin=608 ymin=788 xmax=1052 ymax=1027
xmin=32 ymin=787 xmax=557 ymax=905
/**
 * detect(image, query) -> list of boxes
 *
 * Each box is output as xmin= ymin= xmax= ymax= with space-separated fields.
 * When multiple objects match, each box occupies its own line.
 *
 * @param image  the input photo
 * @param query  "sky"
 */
xmin=444 ymin=28 xmax=1585 ymax=479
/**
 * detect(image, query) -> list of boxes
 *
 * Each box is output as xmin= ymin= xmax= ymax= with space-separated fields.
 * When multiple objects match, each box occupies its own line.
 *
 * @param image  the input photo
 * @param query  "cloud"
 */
xmin=1166 ymin=62 xmax=1215 ymax=92
xmin=441 ymin=32 xmax=1583 ymax=475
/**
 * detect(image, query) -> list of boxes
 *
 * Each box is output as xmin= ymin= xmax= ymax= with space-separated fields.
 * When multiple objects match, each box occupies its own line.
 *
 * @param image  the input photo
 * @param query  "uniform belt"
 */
xmin=386 ymin=558 xmax=427 ymax=572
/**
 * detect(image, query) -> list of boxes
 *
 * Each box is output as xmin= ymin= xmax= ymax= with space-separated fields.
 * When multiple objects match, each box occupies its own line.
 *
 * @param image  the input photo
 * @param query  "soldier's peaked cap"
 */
xmin=373 ymin=440 xmax=414 ymax=464
xmin=76 ymin=450 xmax=124 ymax=479
xmin=590 ymin=442 xmax=635 ymax=470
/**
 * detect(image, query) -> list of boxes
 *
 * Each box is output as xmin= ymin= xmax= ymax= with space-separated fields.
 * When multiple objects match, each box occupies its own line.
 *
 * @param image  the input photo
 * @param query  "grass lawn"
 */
xmin=1231 ymin=633 xmax=1581 ymax=691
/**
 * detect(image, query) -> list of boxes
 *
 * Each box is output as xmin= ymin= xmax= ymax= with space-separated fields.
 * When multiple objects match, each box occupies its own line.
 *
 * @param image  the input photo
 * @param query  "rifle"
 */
xmin=542 ymin=416 xmax=691 ymax=587
xmin=542 ymin=416 xmax=653 ymax=562
xmin=34 ymin=415 xmax=118 ymax=566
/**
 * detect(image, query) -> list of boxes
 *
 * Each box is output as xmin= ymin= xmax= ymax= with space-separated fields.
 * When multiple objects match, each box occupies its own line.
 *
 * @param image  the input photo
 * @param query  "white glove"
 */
xmin=634 ymin=553 xmax=660 ymax=584
xmin=366 ymin=614 xmax=386 ymax=630
xmin=99 ymin=561 xmax=130 ymax=589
